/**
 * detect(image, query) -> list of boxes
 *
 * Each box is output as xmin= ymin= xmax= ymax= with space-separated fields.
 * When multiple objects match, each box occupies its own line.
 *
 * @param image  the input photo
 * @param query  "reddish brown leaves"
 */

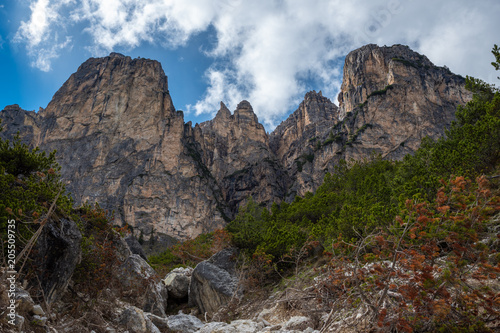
xmin=318 ymin=176 xmax=499 ymax=332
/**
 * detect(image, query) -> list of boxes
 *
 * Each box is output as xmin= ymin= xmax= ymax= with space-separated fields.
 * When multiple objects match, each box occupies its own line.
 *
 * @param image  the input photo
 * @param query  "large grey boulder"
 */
xmin=163 ymin=267 xmax=193 ymax=300
xmin=117 ymin=254 xmax=168 ymax=316
xmin=189 ymin=248 xmax=239 ymax=316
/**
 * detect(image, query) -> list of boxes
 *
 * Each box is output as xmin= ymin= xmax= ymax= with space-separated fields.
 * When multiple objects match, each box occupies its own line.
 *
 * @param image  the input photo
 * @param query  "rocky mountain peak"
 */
xmin=301 ymin=90 xmax=338 ymax=126
xmin=337 ymin=43 xmax=464 ymax=119
xmin=194 ymin=100 xmax=284 ymax=214
xmin=215 ymin=101 xmax=231 ymax=121
xmin=45 ymin=53 xmax=171 ymax=125
xmin=109 ymin=52 xmax=127 ymax=58
xmin=303 ymin=89 xmax=325 ymax=101
xmin=269 ymin=90 xmax=339 ymax=162
xmin=3 ymin=104 xmax=22 ymax=112
xmin=0 ymin=43 xmax=472 ymax=243
xmin=236 ymin=100 xmax=252 ymax=109
xmin=268 ymin=44 xmax=470 ymax=198
xmin=202 ymin=100 xmax=266 ymax=143
xmin=233 ymin=100 xmax=260 ymax=126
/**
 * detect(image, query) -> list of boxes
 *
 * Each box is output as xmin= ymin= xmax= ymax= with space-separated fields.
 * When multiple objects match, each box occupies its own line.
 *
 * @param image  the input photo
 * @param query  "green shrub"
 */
xmin=72 ymin=203 xmax=120 ymax=299
xmin=367 ymin=84 xmax=394 ymax=98
xmin=148 ymin=229 xmax=232 ymax=276
xmin=393 ymin=76 xmax=499 ymax=203
xmin=0 ymin=131 xmax=73 ymax=248
xmin=227 ymin=157 xmax=399 ymax=261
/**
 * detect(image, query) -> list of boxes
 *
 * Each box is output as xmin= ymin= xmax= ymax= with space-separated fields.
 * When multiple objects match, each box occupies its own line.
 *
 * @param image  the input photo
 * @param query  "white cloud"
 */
xmin=70 ymin=0 xmax=219 ymax=52
xmin=17 ymin=0 xmax=54 ymax=47
xmin=31 ymin=36 xmax=72 ymax=72
xmin=14 ymin=0 xmax=500 ymax=126
xmin=415 ymin=3 xmax=500 ymax=85
xmin=15 ymin=0 xmax=74 ymax=71
xmin=188 ymin=67 xmax=244 ymax=116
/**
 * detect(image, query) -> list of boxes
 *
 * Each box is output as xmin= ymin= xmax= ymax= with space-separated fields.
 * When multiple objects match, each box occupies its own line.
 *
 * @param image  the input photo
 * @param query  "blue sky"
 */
xmin=1 ymin=1 xmax=499 ymax=130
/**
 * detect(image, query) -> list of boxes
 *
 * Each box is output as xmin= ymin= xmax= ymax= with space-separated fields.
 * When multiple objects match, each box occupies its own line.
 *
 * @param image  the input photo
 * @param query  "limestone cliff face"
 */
xmin=269 ymin=91 xmax=340 ymax=197
xmin=0 ymin=104 xmax=43 ymax=146
xmin=337 ymin=44 xmax=471 ymax=161
xmin=1 ymin=54 xmax=226 ymax=241
xmin=0 ymin=44 xmax=472 ymax=242
xmin=195 ymin=101 xmax=287 ymax=213
xmin=270 ymin=44 xmax=471 ymax=198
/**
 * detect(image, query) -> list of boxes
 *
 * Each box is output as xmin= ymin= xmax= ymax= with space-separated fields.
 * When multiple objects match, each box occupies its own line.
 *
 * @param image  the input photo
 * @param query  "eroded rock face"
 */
xmin=0 ymin=104 xmax=43 ymax=147
xmin=270 ymin=44 xmax=471 ymax=198
xmin=31 ymin=218 xmax=82 ymax=304
xmin=0 ymin=53 xmax=226 ymax=241
xmin=0 ymin=44 xmax=471 ymax=242
xmin=269 ymin=91 xmax=340 ymax=198
xmin=337 ymin=44 xmax=471 ymax=162
xmin=195 ymin=101 xmax=288 ymax=214
xmin=270 ymin=91 xmax=339 ymax=164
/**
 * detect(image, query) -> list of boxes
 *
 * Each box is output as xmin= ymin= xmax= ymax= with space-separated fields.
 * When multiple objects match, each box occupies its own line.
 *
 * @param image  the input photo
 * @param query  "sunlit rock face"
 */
xmin=270 ymin=44 xmax=471 ymax=198
xmin=0 ymin=44 xmax=471 ymax=241
xmin=195 ymin=100 xmax=288 ymax=214
xmin=1 ymin=53 xmax=227 ymax=241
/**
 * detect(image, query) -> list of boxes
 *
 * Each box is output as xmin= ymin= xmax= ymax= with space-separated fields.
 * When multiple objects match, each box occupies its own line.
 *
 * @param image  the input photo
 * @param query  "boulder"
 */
xmin=32 ymin=305 xmax=45 ymax=316
xmin=163 ymin=267 xmax=193 ymax=300
xmin=117 ymin=254 xmax=168 ymax=316
xmin=31 ymin=218 xmax=82 ymax=304
xmin=144 ymin=313 xmax=170 ymax=331
xmin=13 ymin=287 xmax=35 ymax=314
xmin=189 ymin=248 xmax=239 ymax=316
xmin=166 ymin=313 xmax=204 ymax=332
xmin=198 ymin=319 xmax=265 ymax=333
xmin=119 ymin=306 xmax=161 ymax=333
xmin=282 ymin=316 xmax=315 ymax=331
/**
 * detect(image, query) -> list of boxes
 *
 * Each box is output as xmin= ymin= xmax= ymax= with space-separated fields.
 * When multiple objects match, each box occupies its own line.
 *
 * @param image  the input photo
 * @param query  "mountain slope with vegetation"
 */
xmin=0 ymin=44 xmax=471 ymax=246
xmin=0 ymin=45 xmax=498 ymax=332
xmin=151 ymin=45 xmax=500 ymax=332
xmin=228 ymin=59 xmax=500 ymax=262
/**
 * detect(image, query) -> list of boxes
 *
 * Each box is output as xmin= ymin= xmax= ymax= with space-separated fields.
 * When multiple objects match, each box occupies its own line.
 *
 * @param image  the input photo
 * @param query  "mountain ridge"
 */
xmin=0 ymin=44 xmax=471 ymax=243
